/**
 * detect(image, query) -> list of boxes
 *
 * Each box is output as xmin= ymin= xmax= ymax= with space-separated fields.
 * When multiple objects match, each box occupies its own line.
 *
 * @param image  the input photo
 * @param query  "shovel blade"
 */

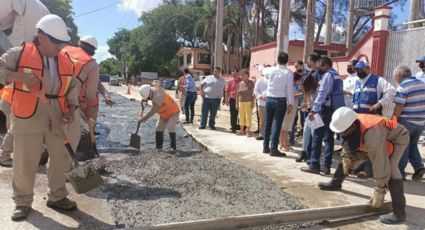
xmin=65 ymin=164 xmax=104 ymax=194
xmin=129 ymin=133 xmax=141 ymax=149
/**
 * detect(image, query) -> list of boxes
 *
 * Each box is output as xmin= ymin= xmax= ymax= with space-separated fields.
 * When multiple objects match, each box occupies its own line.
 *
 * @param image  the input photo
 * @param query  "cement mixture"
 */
xmin=89 ymin=94 xmax=309 ymax=228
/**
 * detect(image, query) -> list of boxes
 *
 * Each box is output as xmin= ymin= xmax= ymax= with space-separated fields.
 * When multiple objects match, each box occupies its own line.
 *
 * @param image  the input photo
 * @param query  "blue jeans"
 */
xmin=310 ymin=106 xmax=334 ymax=169
xmin=263 ymin=97 xmax=287 ymax=150
xmin=301 ymin=121 xmax=313 ymax=152
xmin=185 ymin=91 xmax=197 ymax=123
xmin=200 ymin=97 xmax=221 ymax=127
xmin=398 ymin=118 xmax=425 ymax=178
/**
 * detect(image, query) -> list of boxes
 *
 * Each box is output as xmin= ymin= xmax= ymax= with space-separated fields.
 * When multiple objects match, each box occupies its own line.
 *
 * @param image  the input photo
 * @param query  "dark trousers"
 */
xmin=263 ymin=97 xmax=287 ymax=150
xmin=201 ymin=97 xmax=221 ymax=128
xmin=310 ymin=106 xmax=334 ymax=169
xmin=300 ymin=110 xmax=308 ymax=132
xmin=289 ymin=114 xmax=298 ymax=143
xmin=229 ymin=98 xmax=239 ymax=131
xmin=184 ymin=91 xmax=197 ymax=123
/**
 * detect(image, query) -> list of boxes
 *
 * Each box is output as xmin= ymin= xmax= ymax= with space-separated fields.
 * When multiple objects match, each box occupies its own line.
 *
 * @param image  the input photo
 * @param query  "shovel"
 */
xmin=129 ymin=122 xmax=141 ymax=149
xmin=42 ymin=103 xmax=103 ymax=194
xmin=129 ymin=100 xmax=147 ymax=149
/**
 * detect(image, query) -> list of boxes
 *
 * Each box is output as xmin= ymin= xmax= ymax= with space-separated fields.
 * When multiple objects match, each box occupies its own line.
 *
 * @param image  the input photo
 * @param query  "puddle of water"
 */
xmin=95 ymin=94 xmax=199 ymax=153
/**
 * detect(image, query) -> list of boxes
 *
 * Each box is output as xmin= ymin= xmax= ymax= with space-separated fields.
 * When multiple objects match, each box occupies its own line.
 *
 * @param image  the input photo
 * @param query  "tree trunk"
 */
xmin=315 ymin=7 xmax=326 ymax=42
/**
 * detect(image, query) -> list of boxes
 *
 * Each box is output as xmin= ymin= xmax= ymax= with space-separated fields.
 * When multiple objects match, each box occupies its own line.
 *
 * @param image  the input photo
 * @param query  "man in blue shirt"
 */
xmin=183 ymin=68 xmax=197 ymax=124
xmin=301 ymin=57 xmax=344 ymax=175
xmin=393 ymin=65 xmax=425 ymax=180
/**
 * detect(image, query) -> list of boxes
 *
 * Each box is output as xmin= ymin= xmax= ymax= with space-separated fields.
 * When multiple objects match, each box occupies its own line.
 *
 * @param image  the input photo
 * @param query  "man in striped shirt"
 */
xmin=393 ymin=65 xmax=425 ymax=180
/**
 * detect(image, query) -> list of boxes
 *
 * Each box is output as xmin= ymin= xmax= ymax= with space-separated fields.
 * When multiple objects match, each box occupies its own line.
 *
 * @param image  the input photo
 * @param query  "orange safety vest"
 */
xmin=12 ymin=42 xmax=74 ymax=119
xmin=357 ymin=114 xmax=397 ymax=157
xmin=62 ymin=46 xmax=99 ymax=107
xmin=157 ymin=92 xmax=180 ymax=119
xmin=1 ymin=86 xmax=13 ymax=104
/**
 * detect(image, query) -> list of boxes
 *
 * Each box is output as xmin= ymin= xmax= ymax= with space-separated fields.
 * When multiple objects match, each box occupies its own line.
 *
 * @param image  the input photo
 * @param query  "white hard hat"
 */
xmin=80 ymin=35 xmax=98 ymax=49
xmin=36 ymin=14 xmax=70 ymax=42
xmin=329 ymin=107 xmax=357 ymax=133
xmin=140 ymin=85 xmax=151 ymax=100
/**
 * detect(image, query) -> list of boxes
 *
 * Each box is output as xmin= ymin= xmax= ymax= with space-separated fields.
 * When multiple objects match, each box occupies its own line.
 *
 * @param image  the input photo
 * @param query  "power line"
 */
xmin=75 ymin=2 xmax=119 ymax=18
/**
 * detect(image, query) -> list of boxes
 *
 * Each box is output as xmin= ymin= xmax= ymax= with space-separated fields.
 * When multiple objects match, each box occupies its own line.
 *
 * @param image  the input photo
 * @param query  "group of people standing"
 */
xmin=174 ymin=50 xmax=425 ymax=225
xmin=0 ymin=14 xmax=112 ymax=221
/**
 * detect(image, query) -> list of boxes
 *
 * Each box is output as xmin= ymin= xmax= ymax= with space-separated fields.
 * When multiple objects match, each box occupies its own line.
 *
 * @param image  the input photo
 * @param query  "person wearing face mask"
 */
xmin=352 ymin=61 xmax=396 ymax=114
xmin=415 ymin=56 xmax=425 ymax=83
xmin=343 ymin=60 xmax=359 ymax=109
xmin=301 ymin=57 xmax=345 ymax=175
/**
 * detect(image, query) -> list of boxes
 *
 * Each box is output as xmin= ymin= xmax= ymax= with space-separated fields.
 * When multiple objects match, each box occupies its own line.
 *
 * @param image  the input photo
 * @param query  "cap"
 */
xmin=354 ymin=61 xmax=369 ymax=69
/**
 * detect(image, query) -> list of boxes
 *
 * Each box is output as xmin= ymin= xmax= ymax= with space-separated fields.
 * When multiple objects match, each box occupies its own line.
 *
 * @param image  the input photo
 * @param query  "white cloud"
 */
xmin=117 ymin=0 xmax=163 ymax=17
xmin=94 ymin=45 xmax=114 ymax=63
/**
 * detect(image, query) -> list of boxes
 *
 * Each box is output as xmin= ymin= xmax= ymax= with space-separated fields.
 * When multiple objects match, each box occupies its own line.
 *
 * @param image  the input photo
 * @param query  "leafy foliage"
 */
xmin=40 ymin=0 xmax=79 ymax=44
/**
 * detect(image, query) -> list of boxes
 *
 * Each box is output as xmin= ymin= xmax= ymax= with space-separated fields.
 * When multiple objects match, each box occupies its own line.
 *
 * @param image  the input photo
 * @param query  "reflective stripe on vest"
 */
xmin=357 ymin=114 xmax=397 ymax=157
xmin=353 ymin=75 xmax=380 ymax=114
xmin=1 ymin=86 xmax=13 ymax=104
xmin=62 ymin=46 xmax=93 ymax=104
xmin=157 ymin=93 xmax=180 ymax=119
xmin=12 ymin=42 xmax=74 ymax=119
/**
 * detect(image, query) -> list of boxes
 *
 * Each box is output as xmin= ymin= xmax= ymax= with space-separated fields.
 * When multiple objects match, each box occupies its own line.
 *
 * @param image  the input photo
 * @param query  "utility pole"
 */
xmin=324 ymin=0 xmax=333 ymax=45
xmin=409 ymin=0 xmax=419 ymax=28
xmin=303 ymin=0 xmax=316 ymax=63
xmin=119 ymin=28 xmax=127 ymax=83
xmin=276 ymin=0 xmax=291 ymax=56
xmin=346 ymin=0 xmax=355 ymax=52
xmin=214 ymin=0 xmax=224 ymax=68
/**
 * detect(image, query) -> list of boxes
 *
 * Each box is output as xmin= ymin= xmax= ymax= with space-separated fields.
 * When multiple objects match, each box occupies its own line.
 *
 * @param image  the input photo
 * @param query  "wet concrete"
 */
xmin=93 ymin=94 xmax=306 ymax=229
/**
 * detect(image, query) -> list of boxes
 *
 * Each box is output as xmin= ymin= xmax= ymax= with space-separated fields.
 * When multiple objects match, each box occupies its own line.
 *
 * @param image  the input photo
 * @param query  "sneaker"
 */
xmin=270 ymin=149 xmax=286 ymax=157
xmin=356 ymin=171 xmax=374 ymax=179
xmin=320 ymin=167 xmax=331 ymax=175
xmin=301 ymin=166 xmax=320 ymax=174
xmin=198 ymin=126 xmax=206 ymax=130
xmin=46 ymin=198 xmax=77 ymax=211
xmin=263 ymin=148 xmax=270 ymax=154
xmin=412 ymin=168 xmax=425 ymax=180
xmin=256 ymin=136 xmax=264 ymax=140
xmin=209 ymin=126 xmax=216 ymax=130
xmin=0 ymin=158 xmax=13 ymax=167
xmin=11 ymin=206 xmax=32 ymax=221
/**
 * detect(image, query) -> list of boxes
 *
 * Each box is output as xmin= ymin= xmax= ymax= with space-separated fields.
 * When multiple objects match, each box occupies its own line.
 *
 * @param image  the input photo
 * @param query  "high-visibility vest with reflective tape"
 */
xmin=157 ymin=92 xmax=180 ymax=119
xmin=12 ymin=42 xmax=74 ymax=119
xmin=62 ymin=46 xmax=99 ymax=106
xmin=358 ymin=114 xmax=397 ymax=157
xmin=1 ymin=86 xmax=13 ymax=104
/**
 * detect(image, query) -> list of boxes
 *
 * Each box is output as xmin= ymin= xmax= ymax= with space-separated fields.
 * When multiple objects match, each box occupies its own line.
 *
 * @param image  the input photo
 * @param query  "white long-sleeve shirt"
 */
xmin=416 ymin=71 xmax=425 ymax=83
xmin=265 ymin=65 xmax=294 ymax=105
xmin=254 ymin=76 xmax=268 ymax=106
xmin=343 ymin=73 xmax=358 ymax=108
xmin=356 ymin=73 xmax=396 ymax=106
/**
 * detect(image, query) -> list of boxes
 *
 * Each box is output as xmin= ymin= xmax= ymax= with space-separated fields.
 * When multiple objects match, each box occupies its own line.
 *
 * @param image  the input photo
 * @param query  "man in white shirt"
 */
xmin=263 ymin=52 xmax=294 ymax=156
xmin=254 ymin=72 xmax=268 ymax=140
xmin=343 ymin=60 xmax=359 ymax=109
xmin=416 ymin=56 xmax=425 ymax=83
xmin=352 ymin=61 xmax=396 ymax=115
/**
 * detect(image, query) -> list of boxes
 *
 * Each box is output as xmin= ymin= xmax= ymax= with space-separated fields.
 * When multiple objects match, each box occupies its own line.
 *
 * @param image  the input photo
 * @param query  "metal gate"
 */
xmin=382 ymin=26 xmax=425 ymax=117
xmin=384 ymin=27 xmax=425 ymax=86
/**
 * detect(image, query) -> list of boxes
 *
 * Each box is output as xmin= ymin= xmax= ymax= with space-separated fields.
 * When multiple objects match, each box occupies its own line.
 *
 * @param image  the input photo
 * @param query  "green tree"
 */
xmin=99 ymin=58 xmax=121 ymax=76
xmin=40 ymin=0 xmax=79 ymax=44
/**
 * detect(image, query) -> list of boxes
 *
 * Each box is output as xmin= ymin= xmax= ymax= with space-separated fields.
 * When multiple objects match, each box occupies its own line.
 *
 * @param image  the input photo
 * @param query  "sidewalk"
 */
xmin=117 ymin=85 xmax=425 ymax=229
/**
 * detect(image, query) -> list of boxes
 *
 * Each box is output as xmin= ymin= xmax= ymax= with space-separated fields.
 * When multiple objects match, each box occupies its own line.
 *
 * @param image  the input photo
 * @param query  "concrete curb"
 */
xmin=135 ymin=202 xmax=392 ymax=230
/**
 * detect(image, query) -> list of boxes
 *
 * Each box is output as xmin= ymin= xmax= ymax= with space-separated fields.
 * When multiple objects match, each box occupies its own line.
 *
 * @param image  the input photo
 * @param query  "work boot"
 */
xmin=379 ymin=179 xmax=406 ymax=224
xmin=155 ymin=132 xmax=163 ymax=150
xmin=318 ymin=162 xmax=346 ymax=191
xmin=295 ymin=151 xmax=307 ymax=162
xmin=0 ymin=158 xmax=13 ymax=167
xmin=411 ymin=168 xmax=425 ymax=180
xmin=169 ymin=132 xmax=177 ymax=151
xmin=47 ymin=198 xmax=77 ymax=211
xmin=11 ymin=206 xmax=32 ymax=221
